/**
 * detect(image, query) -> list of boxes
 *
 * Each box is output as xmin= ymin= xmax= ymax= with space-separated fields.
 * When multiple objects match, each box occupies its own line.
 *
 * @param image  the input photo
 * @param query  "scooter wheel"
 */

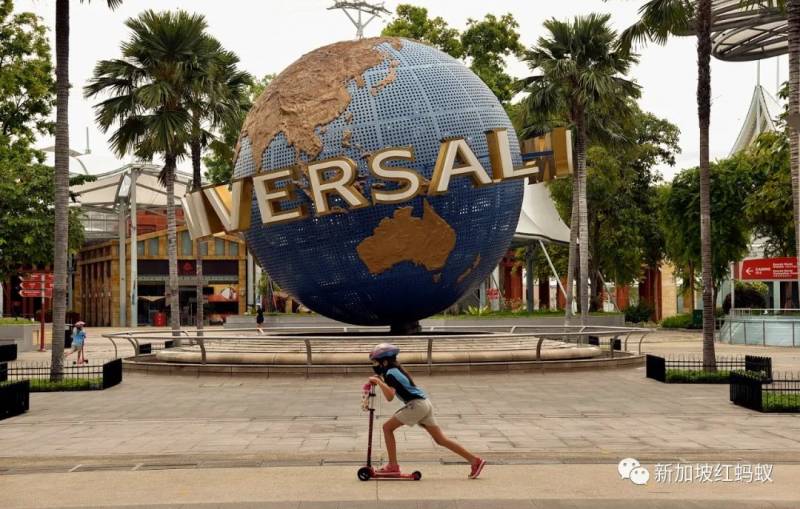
xmin=412 ymin=470 xmax=422 ymax=481
xmin=357 ymin=466 xmax=372 ymax=481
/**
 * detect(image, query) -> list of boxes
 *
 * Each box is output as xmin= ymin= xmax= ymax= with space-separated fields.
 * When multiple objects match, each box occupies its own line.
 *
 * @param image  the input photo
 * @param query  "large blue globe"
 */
xmin=233 ymin=38 xmax=524 ymax=326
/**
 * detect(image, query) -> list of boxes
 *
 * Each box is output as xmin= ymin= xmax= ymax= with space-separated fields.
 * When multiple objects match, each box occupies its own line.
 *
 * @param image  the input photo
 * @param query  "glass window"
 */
xmin=148 ymin=238 xmax=159 ymax=257
xmin=137 ymin=241 xmax=145 ymax=256
xmin=180 ymin=231 xmax=192 ymax=256
xmin=215 ymin=238 xmax=225 ymax=256
xmin=229 ymin=241 xmax=239 ymax=257
xmin=199 ymin=240 xmax=209 ymax=256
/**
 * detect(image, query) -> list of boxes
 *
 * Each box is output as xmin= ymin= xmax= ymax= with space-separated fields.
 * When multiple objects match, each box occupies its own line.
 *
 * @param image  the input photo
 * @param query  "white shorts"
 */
xmin=394 ymin=398 xmax=437 ymax=427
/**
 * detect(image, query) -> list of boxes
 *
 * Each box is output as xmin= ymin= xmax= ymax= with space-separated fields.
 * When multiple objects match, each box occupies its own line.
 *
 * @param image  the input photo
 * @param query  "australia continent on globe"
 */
xmin=233 ymin=36 xmax=524 ymax=327
xmin=356 ymin=200 xmax=456 ymax=275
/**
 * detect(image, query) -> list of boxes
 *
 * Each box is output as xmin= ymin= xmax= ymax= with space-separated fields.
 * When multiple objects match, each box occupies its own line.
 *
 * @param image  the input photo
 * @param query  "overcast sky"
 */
xmin=13 ymin=0 xmax=785 ymax=181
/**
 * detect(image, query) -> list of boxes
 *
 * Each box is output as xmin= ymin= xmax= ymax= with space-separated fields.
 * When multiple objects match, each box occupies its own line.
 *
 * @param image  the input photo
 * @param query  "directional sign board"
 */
xmin=19 ymin=289 xmax=52 ymax=298
xmin=20 ymin=281 xmax=53 ymax=291
xmin=739 ymin=257 xmax=798 ymax=281
xmin=22 ymin=272 xmax=54 ymax=283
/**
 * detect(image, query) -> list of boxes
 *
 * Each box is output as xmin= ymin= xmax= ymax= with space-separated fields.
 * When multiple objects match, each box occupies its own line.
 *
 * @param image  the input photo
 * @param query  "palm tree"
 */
xmin=85 ymin=9 xmax=213 ymax=338
xmin=186 ymin=40 xmax=252 ymax=334
xmin=520 ymin=14 xmax=640 ymax=325
xmin=621 ymin=0 xmax=717 ymax=369
xmin=52 ymin=0 xmax=121 ymax=379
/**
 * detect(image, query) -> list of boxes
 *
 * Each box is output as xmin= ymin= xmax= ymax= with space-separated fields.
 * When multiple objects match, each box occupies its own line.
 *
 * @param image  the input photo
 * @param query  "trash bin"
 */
xmin=64 ymin=325 xmax=73 ymax=348
xmin=692 ymin=310 xmax=703 ymax=328
xmin=153 ymin=312 xmax=167 ymax=327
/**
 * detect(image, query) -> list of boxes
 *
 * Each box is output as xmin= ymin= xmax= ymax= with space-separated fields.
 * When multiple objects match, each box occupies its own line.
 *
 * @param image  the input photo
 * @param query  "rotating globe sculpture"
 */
xmin=233 ymin=37 xmax=524 ymax=330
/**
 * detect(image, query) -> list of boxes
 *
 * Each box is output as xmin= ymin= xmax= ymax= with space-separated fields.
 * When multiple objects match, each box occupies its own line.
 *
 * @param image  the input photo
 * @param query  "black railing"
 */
xmin=0 ymin=380 xmax=29 ymax=420
xmin=646 ymin=354 xmax=772 ymax=384
xmin=731 ymin=371 xmax=800 ymax=413
xmin=6 ymin=359 xmax=122 ymax=391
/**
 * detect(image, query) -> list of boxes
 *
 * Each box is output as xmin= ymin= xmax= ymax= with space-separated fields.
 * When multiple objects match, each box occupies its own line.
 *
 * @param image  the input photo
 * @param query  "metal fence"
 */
xmin=731 ymin=371 xmax=800 ymax=412
xmin=3 ymin=359 xmax=122 ymax=391
xmin=646 ymin=354 xmax=772 ymax=383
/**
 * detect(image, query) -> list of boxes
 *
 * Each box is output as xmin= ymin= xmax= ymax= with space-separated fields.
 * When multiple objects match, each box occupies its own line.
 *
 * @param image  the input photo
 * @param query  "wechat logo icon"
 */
xmin=618 ymin=458 xmax=650 ymax=486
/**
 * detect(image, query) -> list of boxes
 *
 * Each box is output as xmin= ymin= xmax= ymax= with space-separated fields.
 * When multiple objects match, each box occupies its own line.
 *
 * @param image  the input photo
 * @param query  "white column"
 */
xmin=246 ymin=249 xmax=255 ymax=311
xmin=118 ymin=200 xmax=127 ymax=326
xmin=773 ymin=281 xmax=781 ymax=311
xmin=490 ymin=267 xmax=501 ymax=311
xmin=129 ymin=169 xmax=138 ymax=327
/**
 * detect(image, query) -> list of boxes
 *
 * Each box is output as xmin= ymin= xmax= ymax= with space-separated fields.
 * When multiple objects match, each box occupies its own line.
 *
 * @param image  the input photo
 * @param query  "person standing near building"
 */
xmin=256 ymin=306 xmax=265 ymax=335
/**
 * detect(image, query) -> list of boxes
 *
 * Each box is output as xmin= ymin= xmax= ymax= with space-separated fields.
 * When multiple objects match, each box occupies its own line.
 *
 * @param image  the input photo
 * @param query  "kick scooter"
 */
xmin=357 ymin=384 xmax=421 ymax=481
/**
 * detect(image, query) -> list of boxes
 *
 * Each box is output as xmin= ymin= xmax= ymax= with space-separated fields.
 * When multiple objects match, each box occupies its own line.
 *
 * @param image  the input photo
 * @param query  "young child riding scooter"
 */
xmin=368 ymin=342 xmax=486 ymax=479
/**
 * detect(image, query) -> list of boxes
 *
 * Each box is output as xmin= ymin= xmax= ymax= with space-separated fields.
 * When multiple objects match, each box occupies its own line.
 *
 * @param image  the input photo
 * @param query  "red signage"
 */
xmin=20 ymin=281 xmax=53 ymax=291
xmin=19 ymin=289 xmax=52 ymax=298
xmin=22 ymin=272 xmax=54 ymax=283
xmin=487 ymin=288 xmax=500 ymax=300
xmin=739 ymin=257 xmax=798 ymax=281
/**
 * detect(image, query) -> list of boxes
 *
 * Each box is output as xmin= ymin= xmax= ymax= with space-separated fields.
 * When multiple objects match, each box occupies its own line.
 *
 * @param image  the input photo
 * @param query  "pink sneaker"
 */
xmin=376 ymin=463 xmax=400 ymax=474
xmin=469 ymin=457 xmax=486 ymax=479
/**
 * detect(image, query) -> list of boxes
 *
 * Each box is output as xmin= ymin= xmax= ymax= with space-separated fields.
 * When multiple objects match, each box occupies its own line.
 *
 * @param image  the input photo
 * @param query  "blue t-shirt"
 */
xmin=72 ymin=329 xmax=86 ymax=345
xmin=384 ymin=367 xmax=426 ymax=403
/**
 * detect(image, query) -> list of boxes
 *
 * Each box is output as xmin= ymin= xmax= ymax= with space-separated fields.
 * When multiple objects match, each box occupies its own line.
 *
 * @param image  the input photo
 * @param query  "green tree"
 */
xmin=659 ymin=155 xmax=760 ymax=290
xmin=520 ymin=14 xmax=640 ymax=324
xmin=85 ymin=9 xmax=213 ymax=337
xmin=202 ymin=74 xmax=270 ymax=186
xmin=0 ymin=149 xmax=85 ymax=282
xmin=742 ymin=131 xmax=794 ymax=256
xmin=0 ymin=0 xmax=53 ymax=145
xmin=548 ymin=108 xmax=680 ymax=306
xmin=52 ymin=0 xmax=122 ymax=377
xmin=381 ymin=4 xmax=462 ymax=57
xmin=0 ymin=0 xmax=85 ymax=285
xmin=382 ymin=5 xmax=523 ymax=103
xmin=622 ymin=0 xmax=717 ymax=368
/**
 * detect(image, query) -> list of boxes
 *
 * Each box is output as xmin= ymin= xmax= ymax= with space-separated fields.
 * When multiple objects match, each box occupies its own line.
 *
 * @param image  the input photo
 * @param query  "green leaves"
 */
xmin=547 ymin=107 xmax=680 ymax=286
xmin=518 ymin=13 xmax=640 ymax=138
xmin=85 ymin=9 xmax=250 ymax=187
xmin=0 ymin=0 xmax=54 ymax=144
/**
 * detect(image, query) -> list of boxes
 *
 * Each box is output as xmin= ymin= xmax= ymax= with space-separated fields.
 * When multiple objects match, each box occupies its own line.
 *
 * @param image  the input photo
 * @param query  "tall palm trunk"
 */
xmin=191 ymin=137 xmax=204 ymax=336
xmin=697 ymin=0 xmax=716 ymax=369
xmin=564 ymin=178 xmax=579 ymax=323
xmin=789 ymin=0 xmax=800 ymax=307
xmin=50 ymin=0 xmax=69 ymax=380
xmin=164 ymin=155 xmax=180 ymax=339
xmin=575 ymin=112 xmax=589 ymax=326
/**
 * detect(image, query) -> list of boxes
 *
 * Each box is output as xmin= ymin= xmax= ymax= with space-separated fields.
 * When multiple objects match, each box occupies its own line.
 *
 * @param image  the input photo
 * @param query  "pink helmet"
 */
xmin=369 ymin=342 xmax=399 ymax=361
xmin=75 ymin=321 xmax=86 ymax=327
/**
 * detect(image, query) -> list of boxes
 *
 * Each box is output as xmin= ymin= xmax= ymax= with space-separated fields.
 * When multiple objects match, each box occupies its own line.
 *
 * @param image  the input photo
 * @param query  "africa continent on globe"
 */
xmin=233 ymin=37 xmax=524 ymax=327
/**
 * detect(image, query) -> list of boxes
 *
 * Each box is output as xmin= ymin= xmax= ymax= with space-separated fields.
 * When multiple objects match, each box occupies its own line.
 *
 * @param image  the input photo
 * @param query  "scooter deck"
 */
xmin=357 ymin=465 xmax=422 ymax=481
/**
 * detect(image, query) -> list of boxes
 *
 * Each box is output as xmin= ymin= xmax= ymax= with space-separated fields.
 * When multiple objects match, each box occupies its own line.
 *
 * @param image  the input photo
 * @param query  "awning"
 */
xmin=138 ymin=295 xmax=165 ymax=302
xmin=513 ymin=182 xmax=570 ymax=246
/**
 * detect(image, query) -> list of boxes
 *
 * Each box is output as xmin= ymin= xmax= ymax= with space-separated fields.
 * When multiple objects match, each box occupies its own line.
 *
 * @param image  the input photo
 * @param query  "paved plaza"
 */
xmin=2 ymin=328 xmax=800 ymax=507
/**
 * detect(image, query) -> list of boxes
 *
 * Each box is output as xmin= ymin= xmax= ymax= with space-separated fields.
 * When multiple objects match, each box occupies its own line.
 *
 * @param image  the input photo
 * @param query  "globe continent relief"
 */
xmin=233 ymin=37 xmax=524 ymax=327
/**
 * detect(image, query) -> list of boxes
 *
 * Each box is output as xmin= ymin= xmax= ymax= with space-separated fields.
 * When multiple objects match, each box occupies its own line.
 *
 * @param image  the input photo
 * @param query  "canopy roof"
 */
xmin=513 ymin=182 xmax=570 ymax=246
xmin=709 ymin=0 xmax=787 ymax=61
xmin=71 ymin=163 xmax=194 ymax=214
xmin=730 ymin=84 xmax=782 ymax=154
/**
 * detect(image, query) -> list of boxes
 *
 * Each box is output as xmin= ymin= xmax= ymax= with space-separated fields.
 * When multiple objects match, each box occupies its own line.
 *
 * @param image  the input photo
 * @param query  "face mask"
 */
xmin=372 ymin=364 xmax=385 ymax=375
